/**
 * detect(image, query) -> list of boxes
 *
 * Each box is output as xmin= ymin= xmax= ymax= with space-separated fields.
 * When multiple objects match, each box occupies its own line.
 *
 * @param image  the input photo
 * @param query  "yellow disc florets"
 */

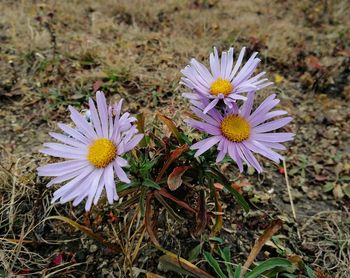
xmin=210 ymin=78 xmax=233 ymax=96
xmin=87 ymin=138 xmax=117 ymax=168
xmin=221 ymin=115 xmax=251 ymax=142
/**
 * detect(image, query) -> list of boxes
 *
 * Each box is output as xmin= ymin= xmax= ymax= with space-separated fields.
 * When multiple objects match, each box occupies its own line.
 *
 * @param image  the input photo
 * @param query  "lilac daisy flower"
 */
xmin=181 ymin=47 xmax=273 ymax=114
xmin=38 ymin=91 xmax=143 ymax=211
xmin=185 ymin=92 xmax=294 ymax=173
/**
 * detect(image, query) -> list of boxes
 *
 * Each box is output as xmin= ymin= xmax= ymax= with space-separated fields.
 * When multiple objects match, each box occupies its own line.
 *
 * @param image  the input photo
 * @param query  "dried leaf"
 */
xmin=45 ymin=216 xmax=121 ymax=252
xmin=211 ymin=187 xmax=222 ymax=236
xmin=159 ymin=254 xmax=214 ymax=278
xmin=158 ymin=188 xmax=197 ymax=215
xmin=145 ymin=193 xmax=160 ymax=247
xmin=167 ymin=166 xmax=191 ymax=191
xmin=156 ymin=145 xmax=189 ymax=182
xmin=157 ymin=113 xmax=184 ymax=144
xmin=333 ymin=184 xmax=344 ymax=199
xmin=242 ymin=219 xmax=283 ymax=276
xmin=305 ymin=55 xmax=323 ymax=70
xmin=194 ymin=191 xmax=207 ymax=236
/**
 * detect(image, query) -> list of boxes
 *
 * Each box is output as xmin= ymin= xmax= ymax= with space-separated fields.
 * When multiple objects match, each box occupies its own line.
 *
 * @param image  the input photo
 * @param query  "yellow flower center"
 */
xmin=210 ymin=78 xmax=233 ymax=96
xmin=87 ymin=138 xmax=117 ymax=168
xmin=221 ymin=115 xmax=251 ymax=142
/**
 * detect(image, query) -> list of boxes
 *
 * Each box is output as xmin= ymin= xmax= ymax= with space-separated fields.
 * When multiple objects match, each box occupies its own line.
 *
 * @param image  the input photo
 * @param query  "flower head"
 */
xmin=181 ymin=47 xmax=273 ymax=113
xmin=185 ymin=93 xmax=294 ymax=173
xmin=38 ymin=91 xmax=143 ymax=211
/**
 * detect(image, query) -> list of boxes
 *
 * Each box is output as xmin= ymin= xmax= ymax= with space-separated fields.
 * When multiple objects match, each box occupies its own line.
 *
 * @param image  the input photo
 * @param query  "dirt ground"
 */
xmin=0 ymin=0 xmax=349 ymax=277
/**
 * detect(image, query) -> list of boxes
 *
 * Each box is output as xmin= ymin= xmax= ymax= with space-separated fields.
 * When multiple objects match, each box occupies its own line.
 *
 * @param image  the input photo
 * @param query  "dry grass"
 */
xmin=1 ymin=0 xmax=349 ymax=276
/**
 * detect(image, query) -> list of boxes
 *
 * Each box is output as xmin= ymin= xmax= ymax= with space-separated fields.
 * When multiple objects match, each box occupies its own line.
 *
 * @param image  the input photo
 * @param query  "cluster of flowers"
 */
xmin=38 ymin=47 xmax=294 ymax=211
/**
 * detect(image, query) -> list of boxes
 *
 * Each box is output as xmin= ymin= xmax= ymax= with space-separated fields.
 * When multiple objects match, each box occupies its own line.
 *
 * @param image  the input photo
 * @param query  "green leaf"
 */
xmin=203 ymin=252 xmax=227 ymax=278
xmin=219 ymin=247 xmax=234 ymax=278
xmin=116 ymin=181 xmax=138 ymax=193
xmin=188 ymin=243 xmax=203 ymax=261
xmin=209 ymin=236 xmax=224 ymax=244
xmin=304 ymin=264 xmax=315 ymax=278
xmin=143 ymin=179 xmax=161 ymax=190
xmin=233 ymin=264 xmax=241 ymax=278
xmin=245 ymin=258 xmax=292 ymax=278
xmin=322 ymin=182 xmax=335 ymax=193
xmin=343 ymin=185 xmax=350 ymax=198
xmin=205 ymin=169 xmax=249 ymax=212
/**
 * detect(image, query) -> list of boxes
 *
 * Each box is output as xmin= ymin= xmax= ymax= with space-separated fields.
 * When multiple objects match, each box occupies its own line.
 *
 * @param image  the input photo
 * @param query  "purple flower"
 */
xmin=38 ymin=91 xmax=143 ymax=211
xmin=181 ymin=47 xmax=273 ymax=113
xmin=185 ymin=92 xmax=294 ymax=173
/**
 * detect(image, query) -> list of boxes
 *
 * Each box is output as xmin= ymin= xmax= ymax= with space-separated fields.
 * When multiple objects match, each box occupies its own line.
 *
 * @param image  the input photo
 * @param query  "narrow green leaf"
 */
xmin=143 ymin=179 xmax=161 ymax=190
xmin=245 ymin=258 xmax=292 ymax=278
xmin=203 ymin=252 xmax=227 ymax=278
xmin=205 ymin=169 xmax=249 ymax=212
xmin=116 ymin=181 xmax=137 ymax=193
xmin=233 ymin=264 xmax=241 ymax=278
xmin=305 ymin=264 xmax=315 ymax=278
xmin=219 ymin=247 xmax=234 ymax=278
xmin=209 ymin=236 xmax=224 ymax=244
xmin=188 ymin=243 xmax=203 ymax=261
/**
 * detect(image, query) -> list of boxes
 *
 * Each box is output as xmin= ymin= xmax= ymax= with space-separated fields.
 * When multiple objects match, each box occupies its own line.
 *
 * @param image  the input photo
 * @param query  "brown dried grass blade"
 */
xmin=194 ymin=191 xmax=207 ymax=236
xmin=136 ymin=113 xmax=147 ymax=148
xmin=45 ymin=215 xmax=121 ymax=252
xmin=211 ymin=188 xmax=223 ymax=236
xmin=241 ymin=219 xmax=283 ymax=276
xmin=159 ymin=253 xmax=215 ymax=278
xmin=144 ymin=193 xmax=160 ymax=247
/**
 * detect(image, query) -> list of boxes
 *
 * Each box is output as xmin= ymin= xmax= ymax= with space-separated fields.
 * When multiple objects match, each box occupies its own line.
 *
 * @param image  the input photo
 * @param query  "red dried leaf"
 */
xmin=158 ymin=188 xmax=196 ymax=215
xmin=167 ymin=166 xmax=191 ymax=191
xmin=211 ymin=188 xmax=223 ymax=236
xmin=145 ymin=193 xmax=160 ymax=247
xmin=194 ymin=191 xmax=207 ymax=236
xmin=156 ymin=145 xmax=189 ymax=182
xmin=314 ymin=175 xmax=329 ymax=181
xmin=279 ymin=167 xmax=285 ymax=175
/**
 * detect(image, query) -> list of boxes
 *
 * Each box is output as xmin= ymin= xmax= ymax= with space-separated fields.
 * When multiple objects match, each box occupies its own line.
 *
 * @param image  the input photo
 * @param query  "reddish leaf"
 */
xmin=156 ymin=145 xmax=189 ymax=182
xmin=145 ymin=193 xmax=160 ymax=247
xmin=158 ymin=188 xmax=196 ymax=215
xmin=167 ymin=166 xmax=191 ymax=191
xmin=107 ymin=211 xmax=118 ymax=224
xmin=279 ymin=167 xmax=285 ymax=175
xmin=194 ymin=191 xmax=208 ymax=236
xmin=314 ymin=175 xmax=329 ymax=181
xmin=231 ymin=180 xmax=251 ymax=194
